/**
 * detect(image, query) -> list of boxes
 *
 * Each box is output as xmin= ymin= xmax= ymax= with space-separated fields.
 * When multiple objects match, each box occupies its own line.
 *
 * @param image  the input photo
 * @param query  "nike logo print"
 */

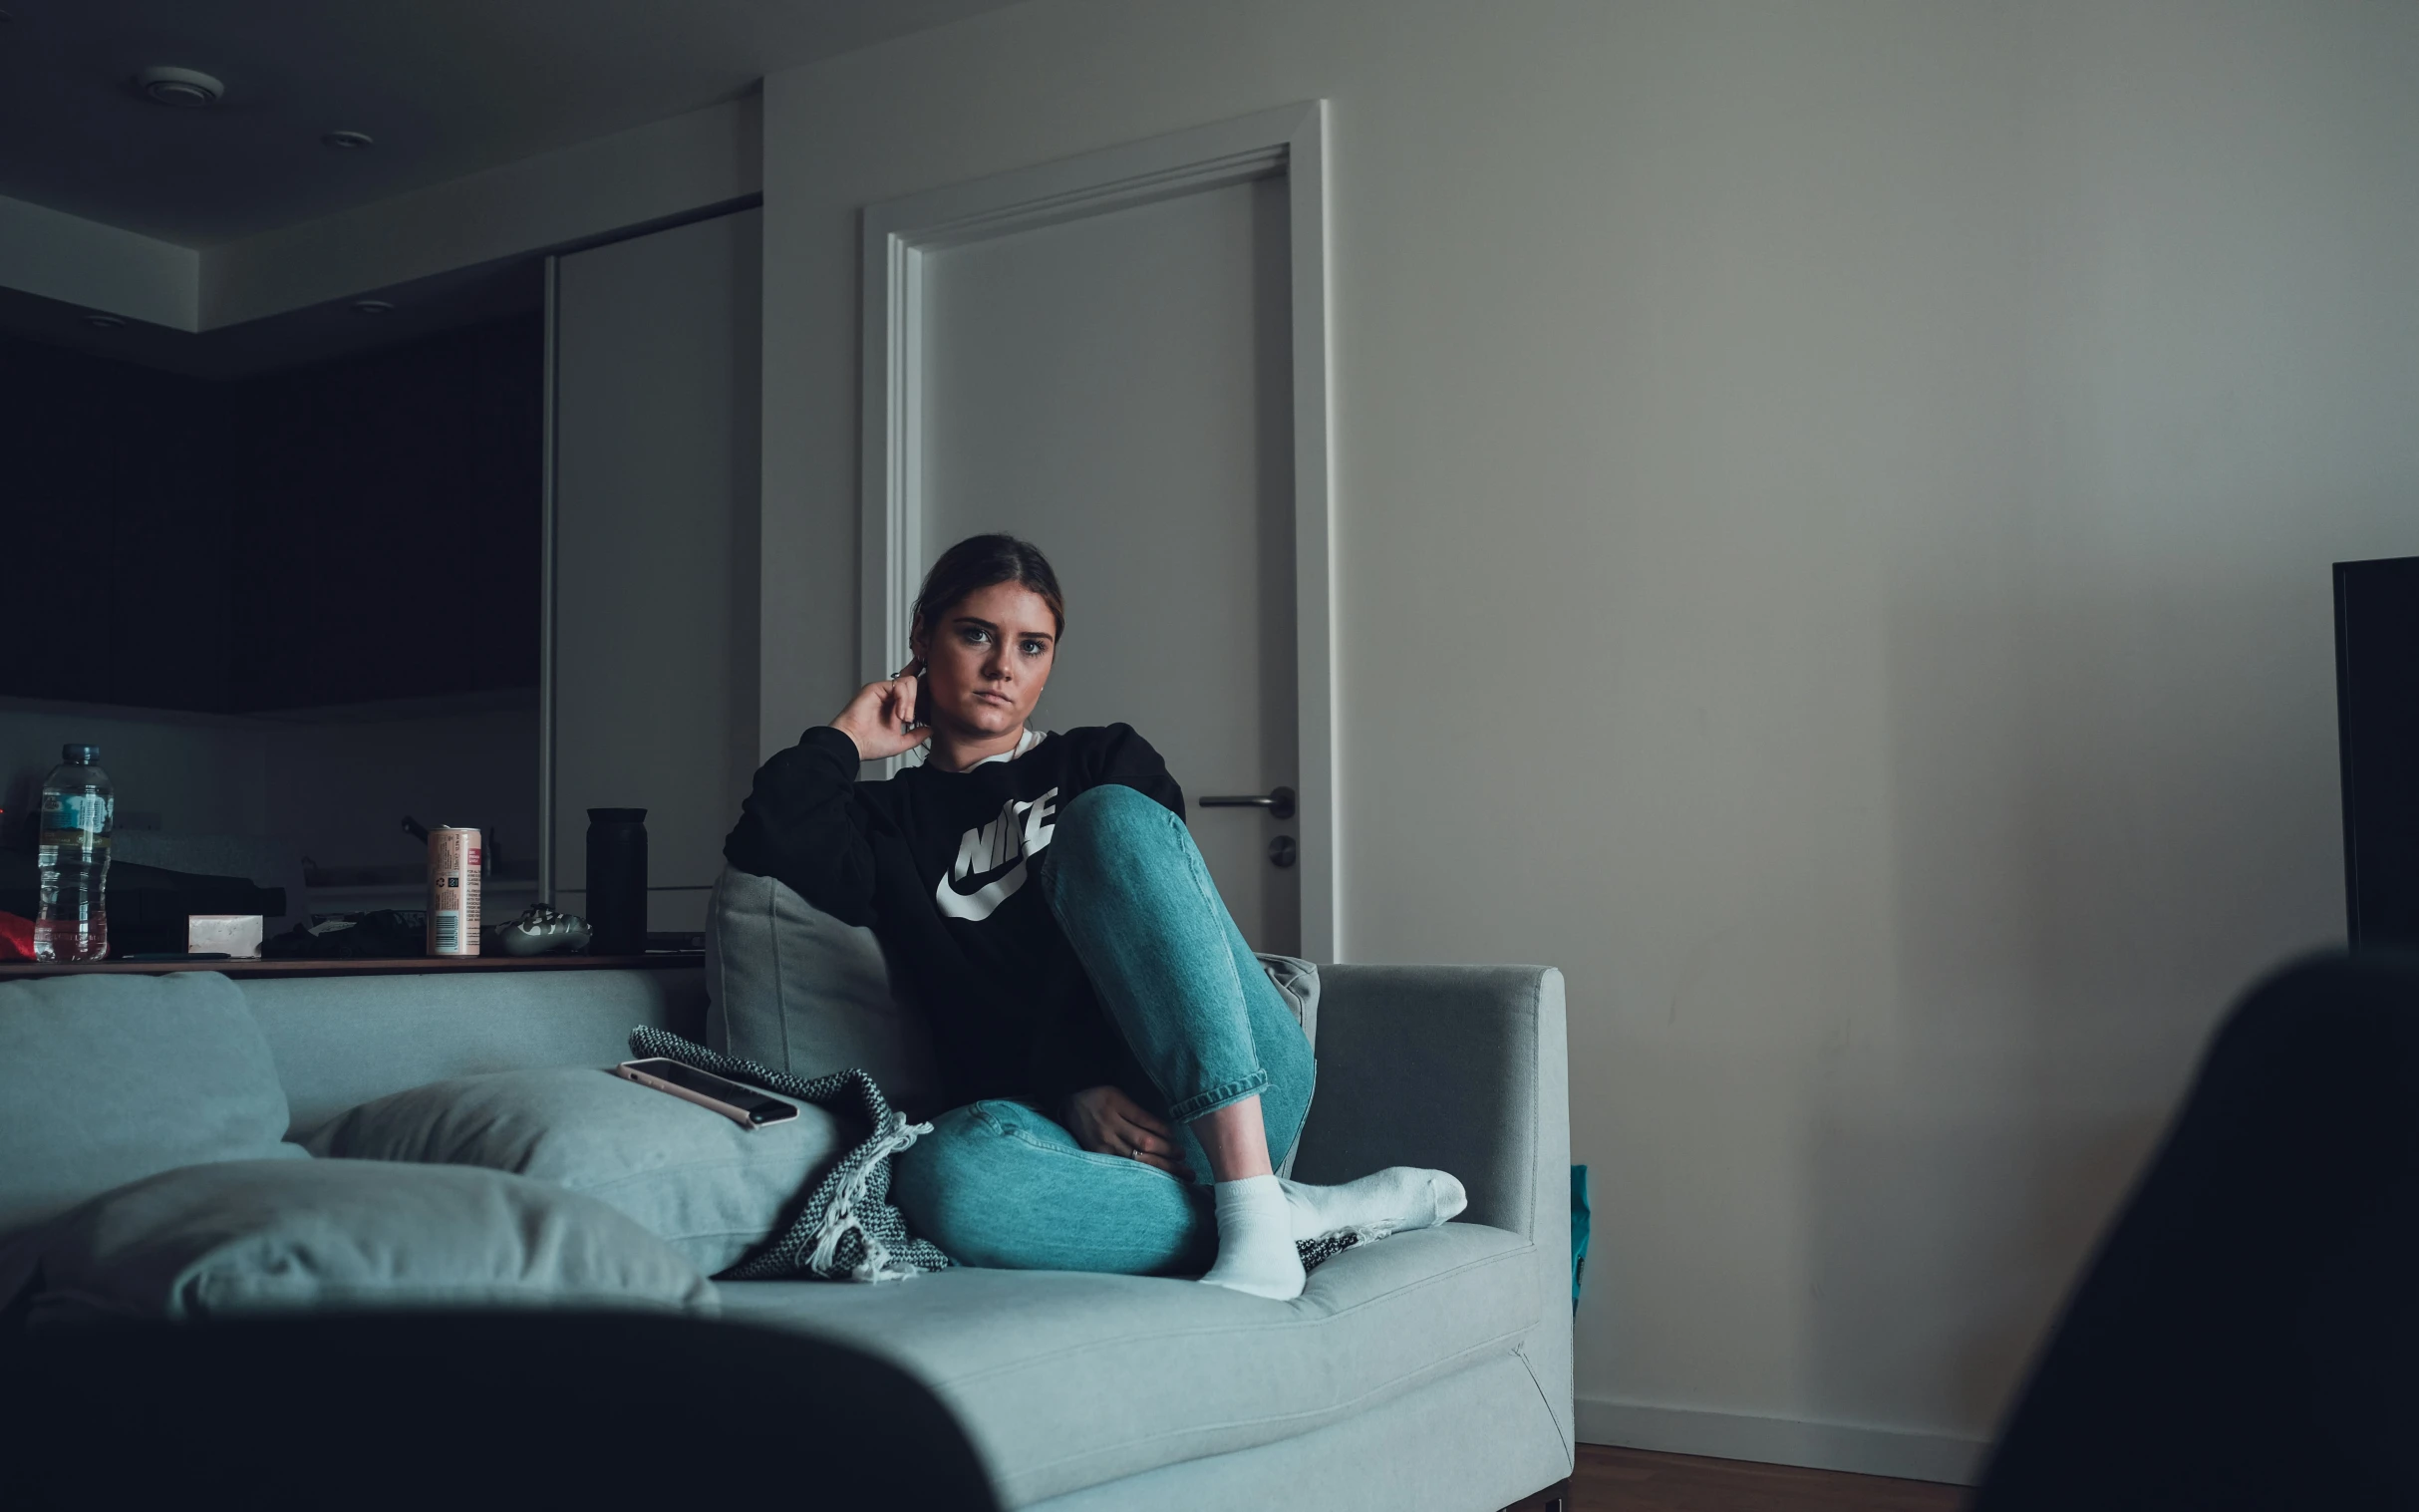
xmin=934 ymin=787 xmax=1060 ymax=922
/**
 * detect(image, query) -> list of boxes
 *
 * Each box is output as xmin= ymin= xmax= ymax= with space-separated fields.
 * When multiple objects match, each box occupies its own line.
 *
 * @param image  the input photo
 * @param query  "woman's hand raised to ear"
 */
xmin=829 ymin=663 xmax=931 ymax=761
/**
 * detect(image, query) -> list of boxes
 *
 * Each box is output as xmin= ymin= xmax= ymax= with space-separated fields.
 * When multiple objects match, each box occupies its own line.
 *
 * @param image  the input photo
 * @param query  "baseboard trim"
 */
xmin=1575 ymin=1396 xmax=1987 ymax=1487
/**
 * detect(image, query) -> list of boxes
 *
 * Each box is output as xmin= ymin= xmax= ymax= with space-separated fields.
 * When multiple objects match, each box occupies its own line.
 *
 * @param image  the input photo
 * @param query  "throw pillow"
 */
xmin=307 ymin=1065 xmax=849 ymax=1275
xmin=0 ymin=971 xmax=302 ymax=1240
xmin=21 ymin=1158 xmax=715 ymax=1325
xmin=1255 ymin=952 xmax=1321 ymax=1181
xmin=706 ymin=865 xmax=945 ymax=1115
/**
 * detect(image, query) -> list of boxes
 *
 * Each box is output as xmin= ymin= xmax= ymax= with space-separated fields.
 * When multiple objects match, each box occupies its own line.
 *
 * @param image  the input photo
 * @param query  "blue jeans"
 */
xmin=889 ymin=784 xmax=1316 ymax=1273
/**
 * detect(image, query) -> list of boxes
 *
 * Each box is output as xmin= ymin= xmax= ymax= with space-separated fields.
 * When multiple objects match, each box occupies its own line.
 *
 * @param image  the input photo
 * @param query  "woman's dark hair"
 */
xmin=911 ymin=534 xmax=1065 ymax=655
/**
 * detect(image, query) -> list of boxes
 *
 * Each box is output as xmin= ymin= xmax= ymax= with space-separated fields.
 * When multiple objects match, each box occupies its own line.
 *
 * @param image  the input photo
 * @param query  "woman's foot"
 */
xmin=1281 ymin=1167 xmax=1467 ymax=1242
xmin=1199 ymin=1175 xmax=1306 ymax=1300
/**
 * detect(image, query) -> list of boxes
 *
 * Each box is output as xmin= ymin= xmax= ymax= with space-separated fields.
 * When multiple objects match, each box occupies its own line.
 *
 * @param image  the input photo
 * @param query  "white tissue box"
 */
xmin=187 ymin=914 xmax=264 ymax=959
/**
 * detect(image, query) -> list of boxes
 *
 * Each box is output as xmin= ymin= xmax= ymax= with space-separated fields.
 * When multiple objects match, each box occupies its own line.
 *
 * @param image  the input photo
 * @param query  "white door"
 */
xmin=916 ymin=177 xmax=1300 ymax=953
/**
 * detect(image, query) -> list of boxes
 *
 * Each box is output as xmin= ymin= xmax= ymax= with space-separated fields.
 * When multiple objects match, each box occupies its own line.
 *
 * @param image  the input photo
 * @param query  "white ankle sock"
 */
xmin=1199 ymin=1174 xmax=1306 ymax=1301
xmin=1280 ymin=1167 xmax=1468 ymax=1242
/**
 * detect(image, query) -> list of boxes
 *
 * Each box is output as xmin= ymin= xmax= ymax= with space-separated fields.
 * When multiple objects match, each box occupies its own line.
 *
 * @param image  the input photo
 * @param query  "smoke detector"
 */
xmin=84 ymin=314 xmax=127 ymax=331
xmin=322 ymin=130 xmax=375 ymax=150
xmin=134 ymin=66 xmax=224 ymax=108
xmin=352 ymin=299 xmax=396 ymax=316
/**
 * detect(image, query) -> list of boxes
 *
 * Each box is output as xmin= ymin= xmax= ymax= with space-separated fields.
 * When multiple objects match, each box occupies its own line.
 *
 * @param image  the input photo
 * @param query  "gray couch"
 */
xmin=194 ymin=959 xmax=1571 ymax=1510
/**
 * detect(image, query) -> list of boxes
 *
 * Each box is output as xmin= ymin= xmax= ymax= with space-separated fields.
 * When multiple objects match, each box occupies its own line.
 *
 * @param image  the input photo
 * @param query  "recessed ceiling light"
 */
xmin=134 ymin=66 xmax=224 ymax=108
xmin=352 ymin=299 xmax=395 ymax=316
xmin=322 ymin=130 xmax=374 ymax=150
xmin=84 ymin=314 xmax=127 ymax=330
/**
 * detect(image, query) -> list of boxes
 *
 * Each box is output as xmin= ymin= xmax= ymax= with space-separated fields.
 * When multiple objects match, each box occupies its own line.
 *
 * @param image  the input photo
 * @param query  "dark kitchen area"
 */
xmin=0 ymin=299 xmax=543 ymax=957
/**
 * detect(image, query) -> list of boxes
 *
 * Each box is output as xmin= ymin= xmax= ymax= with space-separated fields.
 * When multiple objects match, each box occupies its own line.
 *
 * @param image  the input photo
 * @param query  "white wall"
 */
xmin=756 ymin=0 xmax=2419 ymax=1480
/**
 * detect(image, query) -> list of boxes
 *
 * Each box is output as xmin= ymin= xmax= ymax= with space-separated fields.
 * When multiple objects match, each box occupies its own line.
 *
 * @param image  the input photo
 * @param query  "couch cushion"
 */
xmin=715 ymin=1221 xmax=1539 ymax=1506
xmin=706 ymin=866 xmax=946 ymax=1114
xmin=18 ymin=1158 xmax=717 ymax=1325
xmin=0 ymin=971 xmax=299 ymax=1240
xmin=307 ymin=1065 xmax=851 ymax=1274
xmin=242 ymin=966 xmax=708 ymax=1135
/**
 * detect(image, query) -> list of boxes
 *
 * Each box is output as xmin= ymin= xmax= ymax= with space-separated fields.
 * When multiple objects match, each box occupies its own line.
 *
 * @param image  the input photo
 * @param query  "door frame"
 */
xmin=857 ymin=102 xmax=1341 ymax=959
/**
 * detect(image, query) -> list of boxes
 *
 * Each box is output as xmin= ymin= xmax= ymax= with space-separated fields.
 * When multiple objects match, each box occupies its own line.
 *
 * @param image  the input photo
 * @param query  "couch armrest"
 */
xmin=1292 ymin=964 xmax=1573 ymax=1456
xmin=1293 ymin=965 xmax=1567 ymax=1237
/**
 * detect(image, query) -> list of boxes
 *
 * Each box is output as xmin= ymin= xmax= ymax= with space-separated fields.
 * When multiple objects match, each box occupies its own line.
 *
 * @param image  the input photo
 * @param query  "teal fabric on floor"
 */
xmin=1571 ymin=1163 xmax=1591 ymax=1311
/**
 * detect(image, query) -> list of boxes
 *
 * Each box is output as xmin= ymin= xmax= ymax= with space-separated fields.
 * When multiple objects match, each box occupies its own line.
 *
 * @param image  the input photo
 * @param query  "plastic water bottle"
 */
xmin=35 ymin=744 xmax=114 ymax=962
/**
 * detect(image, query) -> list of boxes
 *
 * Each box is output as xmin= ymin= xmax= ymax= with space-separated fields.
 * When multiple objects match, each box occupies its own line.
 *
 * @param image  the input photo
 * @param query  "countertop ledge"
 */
xmin=0 ymin=953 xmax=704 ymax=981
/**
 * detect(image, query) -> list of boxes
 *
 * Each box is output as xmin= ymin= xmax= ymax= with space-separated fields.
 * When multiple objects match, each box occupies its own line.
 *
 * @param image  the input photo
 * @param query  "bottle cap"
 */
xmin=63 ymin=745 xmax=100 ymax=764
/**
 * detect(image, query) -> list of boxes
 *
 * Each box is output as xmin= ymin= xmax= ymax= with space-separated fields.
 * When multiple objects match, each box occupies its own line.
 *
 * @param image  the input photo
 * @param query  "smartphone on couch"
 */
xmin=614 ymin=1058 xmax=800 ymax=1130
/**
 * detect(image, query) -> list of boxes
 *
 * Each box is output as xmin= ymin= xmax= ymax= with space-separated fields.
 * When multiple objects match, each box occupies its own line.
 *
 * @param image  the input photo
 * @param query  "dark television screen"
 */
xmin=2335 ymin=555 xmax=2419 ymax=947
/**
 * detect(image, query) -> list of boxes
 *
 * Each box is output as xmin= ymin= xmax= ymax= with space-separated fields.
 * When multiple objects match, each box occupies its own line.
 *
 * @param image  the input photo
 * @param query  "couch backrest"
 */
xmin=0 ymin=972 xmax=300 ymax=1242
xmin=241 ymin=967 xmax=708 ymax=1136
xmin=706 ymin=867 xmax=944 ymax=1113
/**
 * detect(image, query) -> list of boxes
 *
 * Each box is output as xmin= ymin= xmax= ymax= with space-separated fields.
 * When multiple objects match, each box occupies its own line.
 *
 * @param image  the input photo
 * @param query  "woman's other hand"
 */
xmin=1064 ymin=1085 xmax=1184 ymax=1175
xmin=829 ymin=663 xmax=931 ymax=760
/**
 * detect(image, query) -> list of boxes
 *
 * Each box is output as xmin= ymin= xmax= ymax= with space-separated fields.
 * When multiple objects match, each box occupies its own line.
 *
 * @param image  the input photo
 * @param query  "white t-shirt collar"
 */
xmin=967 ymin=728 xmax=1046 ymax=768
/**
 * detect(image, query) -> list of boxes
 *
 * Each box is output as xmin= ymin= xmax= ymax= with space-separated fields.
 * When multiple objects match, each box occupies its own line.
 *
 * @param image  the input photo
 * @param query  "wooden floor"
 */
xmin=1505 ymin=1445 xmax=1967 ymax=1512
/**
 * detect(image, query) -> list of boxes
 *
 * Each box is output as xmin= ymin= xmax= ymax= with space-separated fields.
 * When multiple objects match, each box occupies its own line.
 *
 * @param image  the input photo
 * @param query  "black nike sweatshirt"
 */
xmin=722 ymin=723 xmax=1185 ymax=1112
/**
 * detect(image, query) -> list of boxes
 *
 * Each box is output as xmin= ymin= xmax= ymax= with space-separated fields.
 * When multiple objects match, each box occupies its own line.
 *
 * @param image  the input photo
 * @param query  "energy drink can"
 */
xmin=427 ymin=826 xmax=482 ymax=956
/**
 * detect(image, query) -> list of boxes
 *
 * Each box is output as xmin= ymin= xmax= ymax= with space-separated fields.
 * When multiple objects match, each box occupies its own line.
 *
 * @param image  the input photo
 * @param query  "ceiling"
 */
xmin=0 ymin=254 xmax=545 ymax=380
xmin=0 ymin=0 xmax=1023 ymax=248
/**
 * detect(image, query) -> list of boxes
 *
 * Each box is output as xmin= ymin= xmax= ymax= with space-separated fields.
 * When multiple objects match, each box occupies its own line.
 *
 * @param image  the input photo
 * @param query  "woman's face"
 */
xmin=914 ymin=580 xmax=1058 ymax=741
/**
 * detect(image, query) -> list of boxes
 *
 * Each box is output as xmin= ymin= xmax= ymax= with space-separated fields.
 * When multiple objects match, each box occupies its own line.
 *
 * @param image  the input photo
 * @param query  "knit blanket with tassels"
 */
xmin=626 ymin=1028 xmax=1370 ymax=1284
xmin=626 ymin=1027 xmax=951 ymax=1282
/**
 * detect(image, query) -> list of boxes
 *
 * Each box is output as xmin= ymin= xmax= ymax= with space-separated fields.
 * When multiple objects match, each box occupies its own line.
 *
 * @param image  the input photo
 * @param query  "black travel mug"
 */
xmin=584 ymin=807 xmax=648 ymax=955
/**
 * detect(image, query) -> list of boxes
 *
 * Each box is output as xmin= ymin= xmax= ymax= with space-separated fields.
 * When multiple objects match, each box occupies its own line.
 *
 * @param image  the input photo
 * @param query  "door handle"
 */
xmin=1198 ymin=785 xmax=1296 ymax=820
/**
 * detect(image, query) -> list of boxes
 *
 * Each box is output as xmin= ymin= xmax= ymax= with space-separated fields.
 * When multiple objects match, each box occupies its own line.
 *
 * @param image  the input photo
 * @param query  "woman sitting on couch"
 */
xmin=723 ymin=533 xmax=1461 ymax=1300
